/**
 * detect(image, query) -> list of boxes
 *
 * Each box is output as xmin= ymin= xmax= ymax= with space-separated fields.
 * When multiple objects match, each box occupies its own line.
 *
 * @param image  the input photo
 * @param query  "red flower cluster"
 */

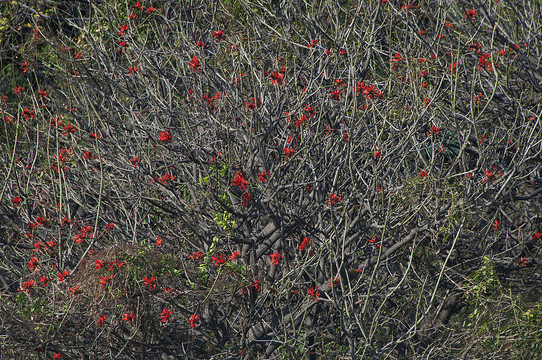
xmin=144 ymin=276 xmax=157 ymax=289
xmin=229 ymin=250 xmax=241 ymax=261
xmin=21 ymin=107 xmax=36 ymax=121
xmin=232 ymin=172 xmax=249 ymax=191
xmin=307 ymin=38 xmax=318 ymax=48
xmin=18 ymin=279 xmax=36 ymax=293
xmin=427 ymin=126 xmax=441 ymax=136
xmin=159 ymin=131 xmax=171 ymax=143
xmin=307 ymin=287 xmax=319 ymax=301
xmin=11 ymin=196 xmax=22 ymax=206
xmin=298 ymin=237 xmax=311 ymax=251
xmin=478 ymin=52 xmax=493 ymax=71
xmin=57 ymin=270 xmax=70 ymax=282
xmin=492 ymin=219 xmax=503 ymax=230
xmin=270 ymin=66 xmax=286 ymax=85
xmin=160 ymin=308 xmax=173 ymax=322
xmin=354 ymin=82 xmax=383 ymax=99
xmin=244 ymin=97 xmax=261 ymax=111
xmin=465 ymin=9 xmax=477 ymax=20
xmin=160 ymin=173 xmax=175 ymax=184
xmin=241 ymin=193 xmax=252 ymax=206
xmin=258 ymin=171 xmax=269 ymax=183
xmin=96 ymin=314 xmax=106 ymax=326
xmin=122 ymin=311 xmax=136 ymax=322
xmin=74 ymin=225 xmax=93 ymax=243
xmin=187 ymin=314 xmax=200 ymax=327
xmin=213 ymin=30 xmax=225 ymax=42
xmin=269 ymin=252 xmax=282 ymax=265
xmin=189 ymin=55 xmax=202 ymax=73
xmin=99 ymin=274 xmax=113 ymax=286
xmin=284 ymin=147 xmax=295 ymax=159
xmin=327 ymin=193 xmax=342 ymax=206
xmin=28 ymin=257 xmax=39 ymax=272
xmin=211 ymin=252 xmax=226 ymax=266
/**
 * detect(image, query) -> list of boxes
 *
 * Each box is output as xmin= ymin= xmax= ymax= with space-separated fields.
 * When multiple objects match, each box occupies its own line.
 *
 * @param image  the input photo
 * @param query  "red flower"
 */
xmin=99 ymin=274 xmax=113 ymax=286
xmin=127 ymin=66 xmax=137 ymax=75
xmin=39 ymin=89 xmax=47 ymax=97
xmin=516 ymin=257 xmax=527 ymax=268
xmin=188 ymin=55 xmax=202 ymax=73
xmin=188 ymin=251 xmax=204 ymax=260
xmin=211 ymin=252 xmax=226 ymax=266
xmin=232 ymin=172 xmax=249 ymax=191
xmin=241 ymin=193 xmax=252 ymax=206
xmin=70 ymin=286 xmax=81 ymax=295
xmin=532 ymin=231 xmax=542 ymax=245
xmin=28 ymin=257 xmax=39 ymax=272
xmin=160 ymin=173 xmax=176 ymax=184
xmin=492 ymin=219 xmax=503 ymax=230
xmin=18 ymin=280 xmax=36 ymax=293
xmin=212 ymin=30 xmax=225 ymax=42
xmin=105 ymin=222 xmax=114 ymax=232
xmin=160 ymin=308 xmax=173 ymax=322
xmin=13 ymin=86 xmax=24 ymax=94
xmin=258 ymin=171 xmax=269 ymax=184
xmin=40 ymin=276 xmax=49 ymax=287
xmin=478 ymin=52 xmax=493 ymax=71
xmin=145 ymin=6 xmax=155 ymax=13
xmin=53 ymin=353 xmax=63 ymax=360
xmin=229 ymin=250 xmax=241 ymax=262
xmin=368 ymin=235 xmax=380 ymax=247
xmin=284 ymin=147 xmax=295 ymax=159
xmin=427 ymin=126 xmax=441 ymax=136
xmin=96 ymin=314 xmax=106 ymax=326
xmin=298 ymin=238 xmax=311 ymax=251
xmin=419 ymin=170 xmax=429 ymax=178
xmin=270 ymin=66 xmax=286 ymax=85
xmin=244 ymin=97 xmax=261 ymax=111
xmin=465 ymin=9 xmax=477 ymax=20
xmin=159 ymin=131 xmax=172 ymax=143
xmin=187 ymin=314 xmax=200 ymax=327
xmin=130 ymin=157 xmax=139 ymax=167
xmin=11 ymin=197 xmax=22 ymax=206
xmin=134 ymin=1 xmax=143 ymax=10
xmin=269 ymin=252 xmax=282 ymax=265
xmin=155 ymin=236 xmax=163 ymax=246
xmin=327 ymin=193 xmax=342 ymax=206
xmin=330 ymin=88 xmax=343 ymax=100
xmin=95 ymin=259 xmax=104 ymax=270
xmin=143 ymin=275 xmax=157 ymax=289
xmin=122 ymin=310 xmax=136 ymax=322
xmin=57 ymin=270 xmax=69 ymax=282
xmin=307 ymin=287 xmax=319 ymax=301
xmin=195 ymin=41 xmax=207 ymax=47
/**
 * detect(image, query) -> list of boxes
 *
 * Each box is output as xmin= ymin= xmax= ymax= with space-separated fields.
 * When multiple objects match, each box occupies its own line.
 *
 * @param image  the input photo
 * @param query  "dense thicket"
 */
xmin=1 ymin=1 xmax=541 ymax=359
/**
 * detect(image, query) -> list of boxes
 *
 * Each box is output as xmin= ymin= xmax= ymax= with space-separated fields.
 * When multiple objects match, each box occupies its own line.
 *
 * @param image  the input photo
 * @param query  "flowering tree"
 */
xmin=1 ymin=0 xmax=541 ymax=359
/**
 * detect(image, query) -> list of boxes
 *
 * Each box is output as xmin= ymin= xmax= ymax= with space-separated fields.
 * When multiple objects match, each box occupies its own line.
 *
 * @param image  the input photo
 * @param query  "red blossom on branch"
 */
xmin=298 ymin=238 xmax=311 ymax=251
xmin=188 ymin=55 xmax=202 ymax=73
xmin=187 ymin=314 xmax=200 ymax=327
xmin=307 ymin=287 xmax=320 ymax=301
xmin=96 ymin=315 xmax=106 ymax=326
xmin=160 ymin=308 xmax=173 ymax=322
xmin=144 ymin=276 xmax=157 ymax=289
xmin=122 ymin=310 xmax=136 ymax=323
xmin=269 ymin=252 xmax=282 ymax=265
xmin=159 ymin=131 xmax=172 ymax=143
xmin=211 ymin=252 xmax=227 ymax=266
xmin=284 ymin=147 xmax=295 ymax=159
